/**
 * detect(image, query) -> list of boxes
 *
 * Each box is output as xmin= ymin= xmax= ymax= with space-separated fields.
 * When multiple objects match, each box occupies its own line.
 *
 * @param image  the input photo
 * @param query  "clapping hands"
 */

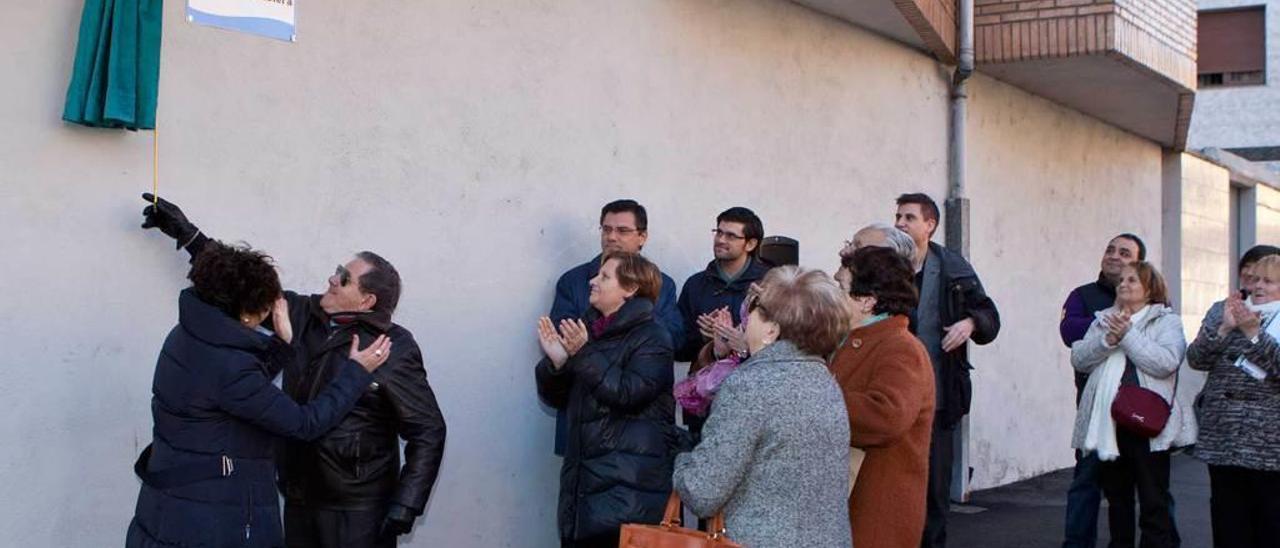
xmin=708 ymin=309 xmax=747 ymax=359
xmin=538 ymin=317 xmax=589 ymax=369
xmin=696 ymin=308 xmax=728 ymax=341
xmin=1220 ymin=293 xmax=1262 ymax=339
xmin=1102 ymin=309 xmax=1132 ymax=347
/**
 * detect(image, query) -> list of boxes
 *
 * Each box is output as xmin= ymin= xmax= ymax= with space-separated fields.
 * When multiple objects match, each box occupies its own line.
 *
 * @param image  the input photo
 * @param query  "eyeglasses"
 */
xmin=334 ymin=265 xmax=352 ymax=287
xmin=712 ymin=228 xmax=746 ymax=241
xmin=600 ymin=225 xmax=640 ymax=236
xmin=746 ymin=293 xmax=767 ymax=316
xmin=840 ymin=254 xmax=857 ymax=270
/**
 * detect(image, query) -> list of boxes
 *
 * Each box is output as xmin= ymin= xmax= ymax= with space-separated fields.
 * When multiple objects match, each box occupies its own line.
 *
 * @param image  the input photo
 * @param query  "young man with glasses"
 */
xmin=673 ymin=207 xmax=771 ymax=434
xmin=546 ymin=199 xmax=682 ymax=456
xmin=139 ymin=194 xmax=446 ymax=548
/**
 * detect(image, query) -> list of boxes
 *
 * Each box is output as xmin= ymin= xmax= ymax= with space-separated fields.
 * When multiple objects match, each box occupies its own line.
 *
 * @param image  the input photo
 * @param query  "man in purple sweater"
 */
xmin=1059 ymin=233 xmax=1144 ymax=548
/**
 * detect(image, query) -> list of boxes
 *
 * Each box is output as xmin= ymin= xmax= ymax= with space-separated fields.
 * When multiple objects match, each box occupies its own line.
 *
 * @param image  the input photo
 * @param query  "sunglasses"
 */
xmin=334 ymin=265 xmax=352 ymax=287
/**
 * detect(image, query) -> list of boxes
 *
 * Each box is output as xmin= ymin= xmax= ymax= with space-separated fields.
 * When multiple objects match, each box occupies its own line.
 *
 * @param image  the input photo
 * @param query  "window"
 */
xmin=1198 ymin=7 xmax=1267 ymax=88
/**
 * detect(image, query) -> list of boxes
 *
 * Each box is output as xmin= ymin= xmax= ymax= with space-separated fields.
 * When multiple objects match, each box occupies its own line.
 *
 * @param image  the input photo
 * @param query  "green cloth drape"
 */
xmin=62 ymin=0 xmax=162 ymax=130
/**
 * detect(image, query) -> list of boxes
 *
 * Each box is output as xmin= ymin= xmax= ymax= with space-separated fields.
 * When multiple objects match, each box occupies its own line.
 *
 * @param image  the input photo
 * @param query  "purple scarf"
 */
xmin=590 ymin=313 xmax=615 ymax=339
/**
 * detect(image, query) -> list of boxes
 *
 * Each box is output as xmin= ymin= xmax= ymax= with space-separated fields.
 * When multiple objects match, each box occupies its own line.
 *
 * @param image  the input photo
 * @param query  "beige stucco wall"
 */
xmin=964 ymin=75 xmax=1164 ymax=489
xmin=1258 ymin=185 xmax=1280 ymax=245
xmin=1177 ymin=155 xmax=1233 ymax=338
xmin=2 ymin=0 xmax=1168 ymax=545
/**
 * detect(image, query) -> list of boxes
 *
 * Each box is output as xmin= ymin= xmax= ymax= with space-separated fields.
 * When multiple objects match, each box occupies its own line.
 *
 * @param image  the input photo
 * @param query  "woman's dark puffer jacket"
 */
xmin=126 ymin=288 xmax=371 ymax=548
xmin=535 ymin=297 xmax=677 ymax=544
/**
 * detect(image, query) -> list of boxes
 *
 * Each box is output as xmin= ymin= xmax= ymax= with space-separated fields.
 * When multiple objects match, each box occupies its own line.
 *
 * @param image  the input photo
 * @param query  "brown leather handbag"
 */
xmin=618 ymin=492 xmax=740 ymax=548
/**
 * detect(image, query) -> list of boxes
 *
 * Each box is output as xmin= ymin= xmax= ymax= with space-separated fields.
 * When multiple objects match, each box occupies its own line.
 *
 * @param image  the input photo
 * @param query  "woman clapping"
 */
xmin=535 ymin=252 xmax=676 ymax=548
xmin=1070 ymin=262 xmax=1188 ymax=548
xmin=1187 ymin=254 xmax=1280 ymax=548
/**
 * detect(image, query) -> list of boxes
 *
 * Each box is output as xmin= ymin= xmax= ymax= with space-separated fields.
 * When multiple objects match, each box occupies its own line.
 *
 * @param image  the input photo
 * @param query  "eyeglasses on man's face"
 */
xmin=712 ymin=228 xmax=746 ymax=242
xmin=599 ymin=225 xmax=640 ymax=236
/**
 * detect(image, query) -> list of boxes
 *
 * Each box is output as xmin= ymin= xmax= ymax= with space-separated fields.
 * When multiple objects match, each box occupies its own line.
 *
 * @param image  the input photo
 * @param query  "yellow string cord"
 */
xmin=152 ymin=125 xmax=159 ymax=206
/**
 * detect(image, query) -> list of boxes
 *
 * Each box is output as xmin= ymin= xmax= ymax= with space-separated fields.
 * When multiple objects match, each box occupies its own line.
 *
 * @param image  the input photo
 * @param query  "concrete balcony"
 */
xmin=793 ymin=0 xmax=959 ymax=63
xmin=975 ymin=0 xmax=1197 ymax=149
xmin=791 ymin=0 xmax=1197 ymax=149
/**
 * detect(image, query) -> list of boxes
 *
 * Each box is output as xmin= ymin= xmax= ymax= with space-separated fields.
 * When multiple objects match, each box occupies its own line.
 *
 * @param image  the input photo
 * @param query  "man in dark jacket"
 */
xmin=140 ymin=193 xmax=447 ymax=548
xmin=548 ymin=199 xmax=681 ymax=456
xmin=894 ymin=193 xmax=1000 ymax=548
xmin=675 ymin=207 xmax=771 ymax=363
xmin=1059 ymin=233 xmax=1144 ymax=548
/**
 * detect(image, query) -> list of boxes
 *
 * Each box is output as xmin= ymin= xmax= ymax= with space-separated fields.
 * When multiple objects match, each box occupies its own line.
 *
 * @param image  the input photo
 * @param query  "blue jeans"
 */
xmin=1063 ymin=450 xmax=1102 ymax=548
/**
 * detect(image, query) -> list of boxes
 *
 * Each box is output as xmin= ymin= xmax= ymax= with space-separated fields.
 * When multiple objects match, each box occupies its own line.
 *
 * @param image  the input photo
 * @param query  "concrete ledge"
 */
xmin=1193 ymin=148 xmax=1280 ymax=191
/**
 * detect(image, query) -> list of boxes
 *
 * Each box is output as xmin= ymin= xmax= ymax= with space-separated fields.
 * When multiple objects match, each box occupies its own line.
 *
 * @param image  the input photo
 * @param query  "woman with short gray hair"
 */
xmin=672 ymin=266 xmax=852 ymax=547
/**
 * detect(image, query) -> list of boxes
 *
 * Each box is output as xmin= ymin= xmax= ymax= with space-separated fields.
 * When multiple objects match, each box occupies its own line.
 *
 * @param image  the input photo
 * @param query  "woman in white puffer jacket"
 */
xmin=1070 ymin=261 xmax=1192 ymax=548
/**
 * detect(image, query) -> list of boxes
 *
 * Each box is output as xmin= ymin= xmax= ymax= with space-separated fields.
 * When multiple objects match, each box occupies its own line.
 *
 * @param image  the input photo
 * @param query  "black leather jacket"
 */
xmin=181 ymin=234 xmax=446 ymax=515
xmin=276 ymin=292 xmax=447 ymax=513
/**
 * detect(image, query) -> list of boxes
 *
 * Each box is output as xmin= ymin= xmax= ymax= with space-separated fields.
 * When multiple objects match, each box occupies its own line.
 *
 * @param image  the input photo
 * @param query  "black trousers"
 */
xmin=921 ymin=418 xmax=955 ymax=548
xmin=1097 ymin=429 xmax=1179 ymax=548
xmin=1208 ymin=464 xmax=1280 ymax=548
xmin=284 ymin=504 xmax=394 ymax=548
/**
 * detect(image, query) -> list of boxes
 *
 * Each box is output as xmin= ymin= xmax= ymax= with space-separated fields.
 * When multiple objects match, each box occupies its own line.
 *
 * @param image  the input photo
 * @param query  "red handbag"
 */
xmin=1110 ymin=384 xmax=1171 ymax=438
xmin=618 ymin=492 xmax=740 ymax=548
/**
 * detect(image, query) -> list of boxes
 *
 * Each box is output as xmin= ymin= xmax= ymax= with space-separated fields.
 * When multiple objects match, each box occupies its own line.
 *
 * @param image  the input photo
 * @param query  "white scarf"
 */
xmin=1083 ymin=305 xmax=1152 ymax=462
xmin=1234 ymin=298 xmax=1280 ymax=381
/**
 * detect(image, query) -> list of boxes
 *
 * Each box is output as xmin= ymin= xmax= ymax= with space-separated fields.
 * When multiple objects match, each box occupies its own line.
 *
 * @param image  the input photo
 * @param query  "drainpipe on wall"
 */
xmin=947 ymin=0 xmax=975 ymax=504
xmin=947 ymin=0 xmax=974 ymax=258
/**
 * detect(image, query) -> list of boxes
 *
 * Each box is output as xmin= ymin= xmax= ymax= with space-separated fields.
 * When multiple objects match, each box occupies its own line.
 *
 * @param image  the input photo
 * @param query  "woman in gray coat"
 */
xmin=1186 ymin=253 xmax=1280 ymax=548
xmin=1070 ymin=261 xmax=1188 ymax=548
xmin=672 ymin=266 xmax=852 ymax=548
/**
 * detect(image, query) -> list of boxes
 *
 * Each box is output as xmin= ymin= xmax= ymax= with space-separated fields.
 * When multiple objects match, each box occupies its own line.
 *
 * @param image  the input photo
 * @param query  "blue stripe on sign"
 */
xmin=187 ymin=7 xmax=294 ymax=41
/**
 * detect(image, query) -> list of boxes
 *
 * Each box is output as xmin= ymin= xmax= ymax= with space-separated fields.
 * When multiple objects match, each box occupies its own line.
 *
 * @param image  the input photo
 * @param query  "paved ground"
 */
xmin=949 ymin=453 xmax=1211 ymax=547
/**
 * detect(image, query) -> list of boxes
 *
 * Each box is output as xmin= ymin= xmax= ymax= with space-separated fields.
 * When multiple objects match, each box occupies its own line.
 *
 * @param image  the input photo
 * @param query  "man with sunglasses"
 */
xmin=139 ymin=194 xmax=446 ymax=548
xmin=546 ymin=199 xmax=682 ymax=456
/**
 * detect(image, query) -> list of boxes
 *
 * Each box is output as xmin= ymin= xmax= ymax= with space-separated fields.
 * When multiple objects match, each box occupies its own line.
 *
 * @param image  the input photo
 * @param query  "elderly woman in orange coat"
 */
xmin=828 ymin=246 xmax=936 ymax=548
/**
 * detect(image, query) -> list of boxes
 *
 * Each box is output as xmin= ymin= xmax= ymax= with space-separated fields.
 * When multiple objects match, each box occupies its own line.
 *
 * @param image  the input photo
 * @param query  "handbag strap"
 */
xmin=661 ymin=492 xmax=730 ymax=539
xmin=660 ymin=492 xmax=682 ymax=526
xmin=1121 ymin=356 xmax=1181 ymax=405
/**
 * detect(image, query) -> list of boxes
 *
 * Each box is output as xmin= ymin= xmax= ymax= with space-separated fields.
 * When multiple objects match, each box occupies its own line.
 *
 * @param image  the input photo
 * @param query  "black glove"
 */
xmin=379 ymin=504 xmax=416 ymax=539
xmin=140 ymin=192 xmax=199 ymax=249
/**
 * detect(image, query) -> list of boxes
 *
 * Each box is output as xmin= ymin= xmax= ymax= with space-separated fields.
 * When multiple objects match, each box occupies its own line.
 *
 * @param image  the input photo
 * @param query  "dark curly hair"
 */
xmin=188 ymin=242 xmax=283 ymax=319
xmin=844 ymin=246 xmax=918 ymax=316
